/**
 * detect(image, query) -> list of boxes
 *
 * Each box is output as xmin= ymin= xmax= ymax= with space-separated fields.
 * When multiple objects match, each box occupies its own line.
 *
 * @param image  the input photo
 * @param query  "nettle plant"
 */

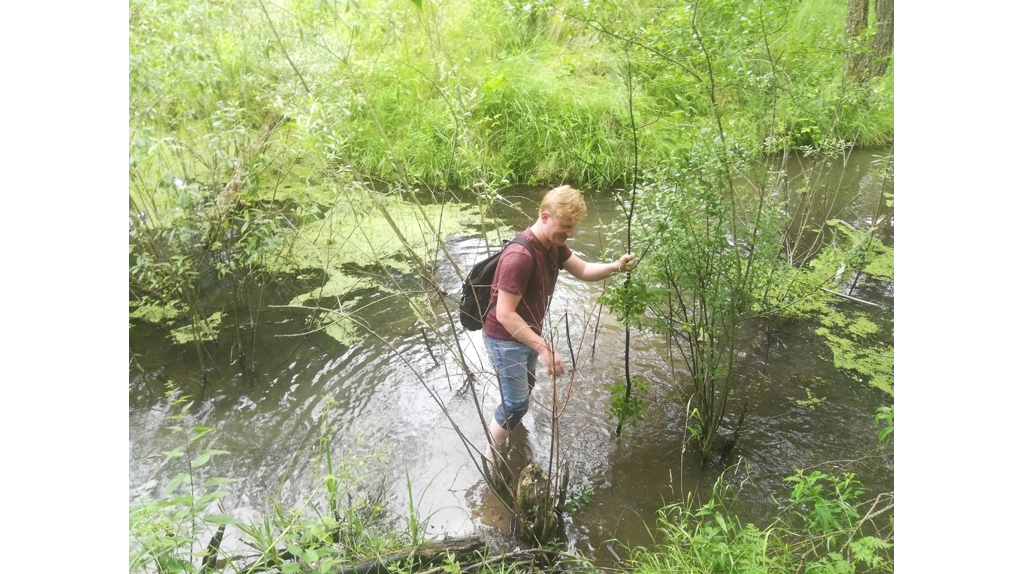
xmin=626 ymin=470 xmax=893 ymax=573
xmin=129 ymin=385 xmax=235 ymax=573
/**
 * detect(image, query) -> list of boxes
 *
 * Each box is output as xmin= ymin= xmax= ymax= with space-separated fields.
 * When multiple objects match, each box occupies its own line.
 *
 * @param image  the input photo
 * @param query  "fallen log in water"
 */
xmin=416 ymin=547 xmax=562 ymax=574
xmin=231 ymin=537 xmax=578 ymax=574
xmin=334 ymin=536 xmax=486 ymax=574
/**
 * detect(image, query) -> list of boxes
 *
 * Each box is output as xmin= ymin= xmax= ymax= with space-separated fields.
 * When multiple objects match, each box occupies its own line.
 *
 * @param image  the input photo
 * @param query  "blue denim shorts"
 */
xmin=484 ymin=334 xmax=537 ymax=430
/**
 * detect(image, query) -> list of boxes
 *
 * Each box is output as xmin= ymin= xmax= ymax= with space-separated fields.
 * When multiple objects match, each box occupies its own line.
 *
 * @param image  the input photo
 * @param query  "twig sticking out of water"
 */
xmin=420 ymin=326 xmax=439 ymax=366
xmin=821 ymin=288 xmax=883 ymax=308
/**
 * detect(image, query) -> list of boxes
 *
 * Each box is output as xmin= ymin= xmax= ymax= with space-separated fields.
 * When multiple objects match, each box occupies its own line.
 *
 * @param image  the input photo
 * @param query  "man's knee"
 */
xmin=494 ymin=399 xmax=530 ymax=430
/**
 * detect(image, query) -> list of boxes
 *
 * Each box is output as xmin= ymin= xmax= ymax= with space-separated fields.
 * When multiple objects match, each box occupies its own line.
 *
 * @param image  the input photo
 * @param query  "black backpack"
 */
xmin=459 ymin=235 xmax=538 ymax=331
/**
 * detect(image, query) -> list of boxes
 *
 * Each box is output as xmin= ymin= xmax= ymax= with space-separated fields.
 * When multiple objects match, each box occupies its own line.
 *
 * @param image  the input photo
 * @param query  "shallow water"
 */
xmin=129 ymin=147 xmax=894 ymax=565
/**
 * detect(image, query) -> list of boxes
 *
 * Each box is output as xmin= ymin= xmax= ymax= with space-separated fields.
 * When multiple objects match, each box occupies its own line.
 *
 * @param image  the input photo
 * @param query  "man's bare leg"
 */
xmin=486 ymin=417 xmax=509 ymax=463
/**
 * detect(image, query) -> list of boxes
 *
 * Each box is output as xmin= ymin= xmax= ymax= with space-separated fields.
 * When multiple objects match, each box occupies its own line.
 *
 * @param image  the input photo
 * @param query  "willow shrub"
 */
xmin=603 ymin=145 xmax=807 ymax=459
xmin=604 ymin=148 xmax=893 ymax=459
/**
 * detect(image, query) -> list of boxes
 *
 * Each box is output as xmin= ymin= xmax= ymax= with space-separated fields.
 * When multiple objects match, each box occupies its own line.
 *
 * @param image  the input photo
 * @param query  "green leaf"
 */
xmin=163 ymin=472 xmax=191 ymax=495
xmin=161 ymin=447 xmax=185 ymax=465
xmin=319 ymin=559 xmax=342 ymax=574
xmin=205 ymin=514 xmax=236 ymax=525
xmin=304 ymin=548 xmax=319 ymax=563
xmin=192 ymin=449 xmax=230 ymax=468
xmin=714 ymin=512 xmax=729 ymax=533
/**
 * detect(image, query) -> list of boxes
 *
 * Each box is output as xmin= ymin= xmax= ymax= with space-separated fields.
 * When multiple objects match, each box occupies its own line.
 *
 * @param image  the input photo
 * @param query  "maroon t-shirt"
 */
xmin=483 ymin=227 xmax=571 ymax=340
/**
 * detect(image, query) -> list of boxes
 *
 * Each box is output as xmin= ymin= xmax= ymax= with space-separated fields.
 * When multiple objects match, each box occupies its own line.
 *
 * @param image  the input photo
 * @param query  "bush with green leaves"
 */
xmin=603 ymin=141 xmax=806 ymax=460
xmin=602 ymin=143 xmax=893 ymax=460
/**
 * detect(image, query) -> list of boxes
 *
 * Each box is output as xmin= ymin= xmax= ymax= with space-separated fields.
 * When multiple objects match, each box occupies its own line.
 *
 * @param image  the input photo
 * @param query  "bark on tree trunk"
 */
xmin=845 ymin=0 xmax=870 ymax=83
xmin=214 ymin=111 xmax=284 ymax=216
xmin=870 ymin=0 xmax=894 ymax=78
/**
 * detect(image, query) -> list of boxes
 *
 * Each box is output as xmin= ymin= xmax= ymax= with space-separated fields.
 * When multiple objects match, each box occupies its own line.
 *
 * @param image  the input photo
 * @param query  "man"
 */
xmin=483 ymin=185 xmax=637 ymax=460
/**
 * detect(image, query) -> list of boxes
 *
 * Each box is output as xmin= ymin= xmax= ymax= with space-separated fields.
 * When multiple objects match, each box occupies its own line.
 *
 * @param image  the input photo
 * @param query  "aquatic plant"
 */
xmin=625 ymin=471 xmax=893 ymax=574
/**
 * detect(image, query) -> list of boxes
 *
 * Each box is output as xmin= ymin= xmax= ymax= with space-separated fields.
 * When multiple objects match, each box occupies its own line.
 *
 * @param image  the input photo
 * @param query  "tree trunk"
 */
xmin=214 ymin=111 xmax=283 ymax=216
xmin=845 ymin=0 xmax=870 ymax=83
xmin=870 ymin=0 xmax=894 ymax=78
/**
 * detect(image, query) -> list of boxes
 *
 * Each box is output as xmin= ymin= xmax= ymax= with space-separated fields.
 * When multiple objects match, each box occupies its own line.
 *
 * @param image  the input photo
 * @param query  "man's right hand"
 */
xmin=540 ymin=347 xmax=565 ymax=378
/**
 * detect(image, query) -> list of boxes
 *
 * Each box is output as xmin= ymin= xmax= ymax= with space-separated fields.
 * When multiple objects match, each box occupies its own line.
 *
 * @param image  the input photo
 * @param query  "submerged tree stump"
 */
xmin=514 ymin=464 xmax=559 ymax=544
xmin=485 ymin=442 xmax=568 ymax=546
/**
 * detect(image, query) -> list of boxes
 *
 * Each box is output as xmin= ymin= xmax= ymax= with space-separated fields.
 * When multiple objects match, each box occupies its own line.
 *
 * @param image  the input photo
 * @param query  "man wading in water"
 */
xmin=483 ymin=185 xmax=637 ymax=461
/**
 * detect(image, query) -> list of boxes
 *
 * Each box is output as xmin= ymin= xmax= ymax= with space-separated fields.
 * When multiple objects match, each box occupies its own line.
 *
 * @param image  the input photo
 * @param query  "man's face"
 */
xmin=545 ymin=214 xmax=578 ymax=246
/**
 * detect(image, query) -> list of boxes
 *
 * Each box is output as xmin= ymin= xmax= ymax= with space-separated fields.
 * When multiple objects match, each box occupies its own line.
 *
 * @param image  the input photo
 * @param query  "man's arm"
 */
xmin=562 ymin=252 xmax=637 ymax=282
xmin=495 ymin=289 xmax=565 ymax=377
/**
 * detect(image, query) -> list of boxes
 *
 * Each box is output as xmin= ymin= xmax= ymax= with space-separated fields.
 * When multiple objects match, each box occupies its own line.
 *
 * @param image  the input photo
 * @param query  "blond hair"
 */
xmin=539 ymin=185 xmax=588 ymax=223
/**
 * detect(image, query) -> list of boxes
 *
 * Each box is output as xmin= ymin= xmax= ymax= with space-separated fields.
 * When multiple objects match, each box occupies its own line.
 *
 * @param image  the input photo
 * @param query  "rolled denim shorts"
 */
xmin=484 ymin=334 xmax=537 ymax=430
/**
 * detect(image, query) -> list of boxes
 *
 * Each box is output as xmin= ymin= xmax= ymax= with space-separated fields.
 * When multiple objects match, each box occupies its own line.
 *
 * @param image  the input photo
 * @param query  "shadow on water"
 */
xmin=129 ymin=148 xmax=894 ymax=566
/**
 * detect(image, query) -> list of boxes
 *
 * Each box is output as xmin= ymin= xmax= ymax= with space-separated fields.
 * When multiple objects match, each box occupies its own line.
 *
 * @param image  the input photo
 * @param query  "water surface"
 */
xmin=129 ymin=147 xmax=894 ymax=565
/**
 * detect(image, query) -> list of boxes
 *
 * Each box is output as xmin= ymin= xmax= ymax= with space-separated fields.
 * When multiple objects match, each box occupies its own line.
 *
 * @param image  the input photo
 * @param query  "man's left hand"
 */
xmin=618 ymin=253 xmax=638 ymax=272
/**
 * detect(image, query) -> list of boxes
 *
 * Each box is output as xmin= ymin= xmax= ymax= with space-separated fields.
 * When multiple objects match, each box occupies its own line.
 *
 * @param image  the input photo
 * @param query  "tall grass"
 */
xmin=626 ymin=471 xmax=894 ymax=574
xmin=131 ymin=0 xmax=893 ymax=196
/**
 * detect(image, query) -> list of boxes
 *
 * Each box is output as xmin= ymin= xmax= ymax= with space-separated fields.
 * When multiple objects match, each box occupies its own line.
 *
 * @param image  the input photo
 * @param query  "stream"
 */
xmin=129 ymin=147 xmax=894 ymax=566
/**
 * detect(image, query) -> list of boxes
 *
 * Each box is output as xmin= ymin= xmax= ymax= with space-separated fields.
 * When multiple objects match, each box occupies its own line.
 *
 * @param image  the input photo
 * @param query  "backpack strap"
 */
xmin=484 ymin=234 xmax=556 ymax=326
xmin=482 ymin=234 xmax=538 ymax=319
xmin=509 ymin=234 xmax=535 ymax=261
xmin=511 ymin=234 xmax=555 ymax=278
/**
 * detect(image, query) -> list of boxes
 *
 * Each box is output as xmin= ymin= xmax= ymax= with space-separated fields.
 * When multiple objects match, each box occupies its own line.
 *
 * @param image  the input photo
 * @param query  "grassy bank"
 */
xmin=130 ymin=0 xmax=894 ymax=193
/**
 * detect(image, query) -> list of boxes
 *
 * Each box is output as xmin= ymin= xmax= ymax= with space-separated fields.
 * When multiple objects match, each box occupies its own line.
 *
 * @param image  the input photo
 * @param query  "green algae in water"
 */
xmin=130 ymin=301 xmax=182 ymax=324
xmin=322 ymin=312 xmax=360 ymax=347
xmin=279 ymin=194 xmax=480 ymax=345
xmin=170 ymin=312 xmax=225 ymax=344
xmin=815 ymin=310 xmax=893 ymax=397
xmin=288 ymin=273 xmax=372 ymax=308
xmin=861 ymin=243 xmax=894 ymax=282
xmin=782 ymin=226 xmax=894 ymax=397
xmin=131 ymin=171 xmax=484 ymax=346
xmin=282 ymin=195 xmax=479 ymax=272
xmin=816 ymin=238 xmax=893 ymax=396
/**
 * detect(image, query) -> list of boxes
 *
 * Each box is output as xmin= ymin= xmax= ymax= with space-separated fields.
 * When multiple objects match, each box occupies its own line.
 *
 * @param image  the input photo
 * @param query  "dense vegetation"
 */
xmin=130 ymin=0 xmax=894 ymax=571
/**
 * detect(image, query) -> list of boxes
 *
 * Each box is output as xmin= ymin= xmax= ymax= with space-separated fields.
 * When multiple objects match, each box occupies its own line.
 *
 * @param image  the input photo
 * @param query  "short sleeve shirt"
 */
xmin=483 ymin=227 xmax=572 ymax=340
